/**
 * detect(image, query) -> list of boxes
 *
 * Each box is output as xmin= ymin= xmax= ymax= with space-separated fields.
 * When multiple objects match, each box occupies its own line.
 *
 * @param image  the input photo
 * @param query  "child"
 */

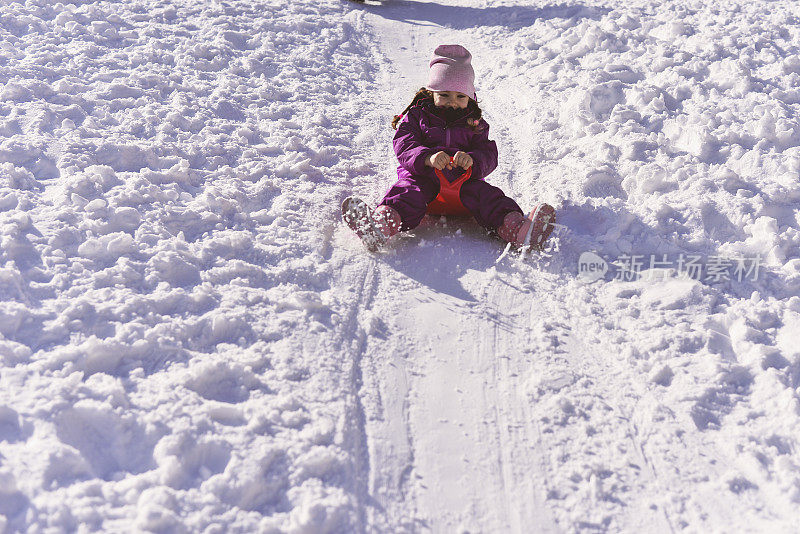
xmin=342 ymin=44 xmax=555 ymax=251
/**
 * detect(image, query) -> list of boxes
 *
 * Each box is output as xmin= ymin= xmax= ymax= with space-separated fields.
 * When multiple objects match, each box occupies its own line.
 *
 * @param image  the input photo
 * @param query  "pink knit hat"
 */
xmin=426 ymin=44 xmax=476 ymax=100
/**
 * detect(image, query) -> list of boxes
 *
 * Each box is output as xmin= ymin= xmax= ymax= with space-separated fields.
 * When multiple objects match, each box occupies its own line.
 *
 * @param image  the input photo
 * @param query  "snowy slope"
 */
xmin=1 ymin=0 xmax=800 ymax=532
xmin=347 ymin=0 xmax=800 ymax=531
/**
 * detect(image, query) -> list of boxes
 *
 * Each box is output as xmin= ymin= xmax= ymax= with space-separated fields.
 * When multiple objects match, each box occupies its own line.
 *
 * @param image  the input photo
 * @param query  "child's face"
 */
xmin=432 ymin=91 xmax=469 ymax=109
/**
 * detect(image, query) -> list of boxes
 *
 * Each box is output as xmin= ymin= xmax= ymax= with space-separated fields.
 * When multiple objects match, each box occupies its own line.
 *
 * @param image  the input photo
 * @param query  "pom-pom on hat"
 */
xmin=426 ymin=44 xmax=476 ymax=100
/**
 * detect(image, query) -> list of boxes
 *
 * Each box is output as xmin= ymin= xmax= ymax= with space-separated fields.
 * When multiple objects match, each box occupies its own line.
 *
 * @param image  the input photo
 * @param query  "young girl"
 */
xmin=342 ymin=44 xmax=555 ymax=251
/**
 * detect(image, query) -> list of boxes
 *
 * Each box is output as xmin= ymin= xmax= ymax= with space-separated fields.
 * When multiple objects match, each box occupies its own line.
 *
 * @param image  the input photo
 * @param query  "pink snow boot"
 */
xmin=373 ymin=205 xmax=402 ymax=238
xmin=341 ymin=197 xmax=401 ymax=251
xmin=497 ymin=204 xmax=556 ymax=250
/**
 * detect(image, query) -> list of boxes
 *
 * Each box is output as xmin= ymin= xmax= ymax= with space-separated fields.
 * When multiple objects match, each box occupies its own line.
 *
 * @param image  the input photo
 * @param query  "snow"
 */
xmin=1 ymin=0 xmax=799 ymax=531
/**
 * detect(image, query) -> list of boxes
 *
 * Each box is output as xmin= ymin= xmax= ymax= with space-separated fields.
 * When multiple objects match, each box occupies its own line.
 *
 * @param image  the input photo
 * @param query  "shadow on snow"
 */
xmin=355 ymin=0 xmax=610 ymax=29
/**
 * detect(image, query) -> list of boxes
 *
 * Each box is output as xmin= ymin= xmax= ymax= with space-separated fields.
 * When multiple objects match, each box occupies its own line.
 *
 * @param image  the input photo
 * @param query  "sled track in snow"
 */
xmin=478 ymin=278 xmax=559 ymax=532
xmin=333 ymin=258 xmax=382 ymax=532
xmin=346 ymin=258 xmax=562 ymax=532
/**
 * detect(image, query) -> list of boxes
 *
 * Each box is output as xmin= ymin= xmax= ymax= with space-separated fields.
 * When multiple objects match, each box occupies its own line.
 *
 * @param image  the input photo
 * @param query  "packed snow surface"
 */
xmin=1 ymin=0 xmax=800 ymax=532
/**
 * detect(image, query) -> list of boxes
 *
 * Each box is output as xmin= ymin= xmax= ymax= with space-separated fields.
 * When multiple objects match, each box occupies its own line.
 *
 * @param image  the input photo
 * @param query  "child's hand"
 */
xmin=426 ymin=151 xmax=453 ymax=170
xmin=453 ymin=151 xmax=473 ymax=169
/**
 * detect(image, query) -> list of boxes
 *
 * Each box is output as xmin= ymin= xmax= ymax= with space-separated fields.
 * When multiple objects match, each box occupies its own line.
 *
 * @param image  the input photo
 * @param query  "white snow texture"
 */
xmin=1 ymin=0 xmax=799 ymax=532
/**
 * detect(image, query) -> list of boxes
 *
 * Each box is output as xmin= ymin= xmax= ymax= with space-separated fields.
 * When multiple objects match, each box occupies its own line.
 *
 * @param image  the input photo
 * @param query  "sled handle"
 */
xmin=434 ymin=157 xmax=472 ymax=181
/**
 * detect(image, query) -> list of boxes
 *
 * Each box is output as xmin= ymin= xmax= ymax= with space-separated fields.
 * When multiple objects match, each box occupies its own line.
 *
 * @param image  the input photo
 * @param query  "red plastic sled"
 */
xmin=426 ymin=157 xmax=472 ymax=216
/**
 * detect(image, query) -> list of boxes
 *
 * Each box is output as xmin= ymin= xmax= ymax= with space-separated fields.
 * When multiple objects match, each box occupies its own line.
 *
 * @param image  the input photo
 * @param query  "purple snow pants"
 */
xmin=379 ymin=169 xmax=522 ymax=231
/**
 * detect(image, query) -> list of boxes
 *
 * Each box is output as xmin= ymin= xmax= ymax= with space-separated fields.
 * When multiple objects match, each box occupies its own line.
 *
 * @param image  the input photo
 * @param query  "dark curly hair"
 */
xmin=392 ymin=87 xmax=483 ymax=131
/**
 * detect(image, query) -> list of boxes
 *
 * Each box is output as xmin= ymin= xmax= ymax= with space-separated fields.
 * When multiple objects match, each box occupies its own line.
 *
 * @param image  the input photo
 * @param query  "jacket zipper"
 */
xmin=446 ymin=127 xmax=450 ymax=147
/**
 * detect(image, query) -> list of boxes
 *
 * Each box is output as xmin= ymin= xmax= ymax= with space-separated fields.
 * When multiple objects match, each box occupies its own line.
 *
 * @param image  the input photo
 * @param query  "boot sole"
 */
xmin=341 ymin=197 xmax=386 ymax=251
xmin=523 ymin=204 xmax=556 ymax=250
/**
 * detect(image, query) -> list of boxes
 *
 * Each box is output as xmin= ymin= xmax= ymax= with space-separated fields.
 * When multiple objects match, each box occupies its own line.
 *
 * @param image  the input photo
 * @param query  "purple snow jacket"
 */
xmin=393 ymin=102 xmax=498 ymax=183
